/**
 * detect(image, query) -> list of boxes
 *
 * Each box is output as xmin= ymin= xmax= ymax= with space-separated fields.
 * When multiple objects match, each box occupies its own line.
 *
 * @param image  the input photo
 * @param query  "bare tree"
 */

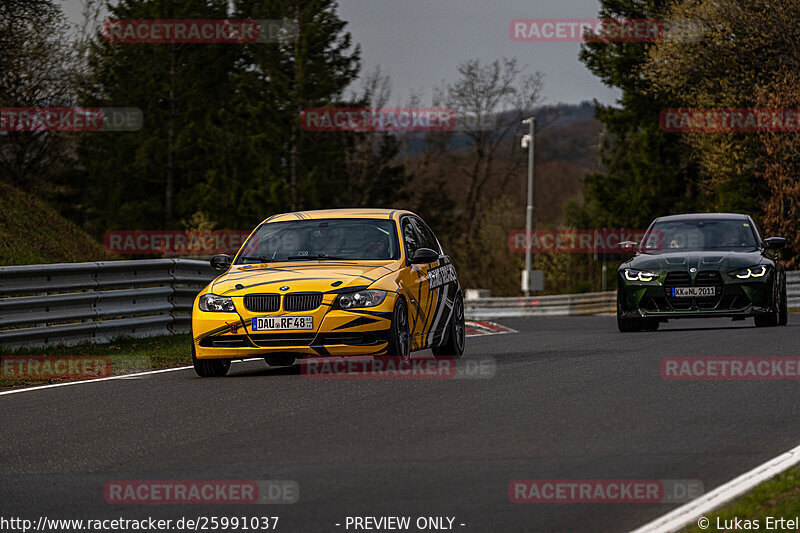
xmin=411 ymin=58 xmax=543 ymax=237
xmin=0 ymin=0 xmax=84 ymax=187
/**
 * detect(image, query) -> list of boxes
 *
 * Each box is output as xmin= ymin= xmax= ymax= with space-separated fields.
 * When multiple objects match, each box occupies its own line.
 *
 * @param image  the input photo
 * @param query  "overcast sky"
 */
xmin=61 ymin=0 xmax=621 ymax=107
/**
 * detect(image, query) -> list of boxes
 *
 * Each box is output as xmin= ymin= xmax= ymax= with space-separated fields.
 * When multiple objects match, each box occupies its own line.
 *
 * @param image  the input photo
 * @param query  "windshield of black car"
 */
xmin=640 ymin=219 xmax=759 ymax=251
xmin=235 ymin=219 xmax=398 ymax=263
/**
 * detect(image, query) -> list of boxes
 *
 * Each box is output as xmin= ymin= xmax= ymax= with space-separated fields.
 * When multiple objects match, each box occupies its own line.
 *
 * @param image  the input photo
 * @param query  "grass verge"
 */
xmin=0 ymin=334 xmax=192 ymax=391
xmin=682 ymin=465 xmax=800 ymax=531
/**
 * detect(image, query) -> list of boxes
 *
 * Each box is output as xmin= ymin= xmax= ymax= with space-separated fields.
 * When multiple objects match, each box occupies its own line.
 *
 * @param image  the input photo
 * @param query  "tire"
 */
xmin=386 ymin=296 xmax=411 ymax=360
xmin=617 ymin=289 xmax=642 ymax=332
xmin=432 ymin=292 xmax=466 ymax=358
xmin=779 ymin=277 xmax=788 ymax=326
xmin=755 ymin=277 xmax=782 ymax=328
xmin=754 ymin=314 xmax=778 ymax=327
xmin=192 ymin=341 xmax=231 ymax=377
xmin=642 ymin=319 xmax=660 ymax=331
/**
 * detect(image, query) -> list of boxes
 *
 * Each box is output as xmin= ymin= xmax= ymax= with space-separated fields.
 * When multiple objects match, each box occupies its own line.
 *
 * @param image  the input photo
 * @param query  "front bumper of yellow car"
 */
xmin=192 ymin=291 xmax=397 ymax=359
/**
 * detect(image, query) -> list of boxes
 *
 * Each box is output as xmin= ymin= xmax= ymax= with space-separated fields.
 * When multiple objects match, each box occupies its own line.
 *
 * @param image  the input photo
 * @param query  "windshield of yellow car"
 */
xmin=235 ymin=218 xmax=399 ymax=263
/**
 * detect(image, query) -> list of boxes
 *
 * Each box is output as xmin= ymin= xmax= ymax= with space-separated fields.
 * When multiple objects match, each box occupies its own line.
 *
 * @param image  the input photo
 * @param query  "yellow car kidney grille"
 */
xmin=243 ymin=294 xmax=280 ymax=312
xmin=284 ymin=293 xmax=323 ymax=312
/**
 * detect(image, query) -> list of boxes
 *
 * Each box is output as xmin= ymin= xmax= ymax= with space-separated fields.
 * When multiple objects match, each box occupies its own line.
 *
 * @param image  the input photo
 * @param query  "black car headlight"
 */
xmin=337 ymin=289 xmax=387 ymax=309
xmin=623 ymin=269 xmax=660 ymax=282
xmin=728 ymin=265 xmax=768 ymax=279
xmin=198 ymin=293 xmax=236 ymax=312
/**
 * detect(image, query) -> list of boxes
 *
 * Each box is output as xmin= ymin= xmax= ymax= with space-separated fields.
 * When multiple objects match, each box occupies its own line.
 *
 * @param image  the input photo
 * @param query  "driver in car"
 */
xmin=308 ymin=227 xmax=346 ymax=256
xmin=360 ymin=230 xmax=390 ymax=259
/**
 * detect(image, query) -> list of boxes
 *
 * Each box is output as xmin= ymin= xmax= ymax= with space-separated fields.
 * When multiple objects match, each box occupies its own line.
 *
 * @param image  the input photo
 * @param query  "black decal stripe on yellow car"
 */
xmin=193 ymin=323 xmax=236 ymax=342
xmin=309 ymin=345 xmax=331 ymax=356
xmin=324 ymin=285 xmax=370 ymax=294
xmin=332 ymin=316 xmax=381 ymax=330
xmin=222 ymin=277 xmax=342 ymax=294
xmin=432 ymin=283 xmax=457 ymax=347
xmin=331 ymin=272 xmax=376 ymax=282
xmin=427 ymin=284 xmax=449 ymax=346
xmin=339 ymin=309 xmax=393 ymax=320
xmin=224 ymin=267 xmax=312 ymax=278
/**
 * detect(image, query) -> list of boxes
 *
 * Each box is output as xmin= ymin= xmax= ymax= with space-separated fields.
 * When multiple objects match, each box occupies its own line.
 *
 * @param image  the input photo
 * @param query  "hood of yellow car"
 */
xmin=210 ymin=260 xmax=399 ymax=296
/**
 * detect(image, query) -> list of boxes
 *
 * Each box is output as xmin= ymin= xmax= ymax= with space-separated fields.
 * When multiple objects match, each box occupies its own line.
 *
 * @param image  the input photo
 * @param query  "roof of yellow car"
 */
xmin=263 ymin=208 xmax=414 ymax=223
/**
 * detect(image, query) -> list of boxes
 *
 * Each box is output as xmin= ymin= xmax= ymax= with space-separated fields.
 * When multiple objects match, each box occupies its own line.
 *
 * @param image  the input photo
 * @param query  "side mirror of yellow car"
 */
xmin=210 ymin=254 xmax=232 ymax=272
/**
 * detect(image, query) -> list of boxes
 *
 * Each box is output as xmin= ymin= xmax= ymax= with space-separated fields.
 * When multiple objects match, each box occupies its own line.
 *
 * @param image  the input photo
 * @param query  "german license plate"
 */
xmin=252 ymin=316 xmax=313 ymax=330
xmin=671 ymin=286 xmax=716 ymax=297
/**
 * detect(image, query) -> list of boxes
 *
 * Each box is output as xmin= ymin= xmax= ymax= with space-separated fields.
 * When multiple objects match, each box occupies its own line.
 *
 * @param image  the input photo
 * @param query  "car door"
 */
xmin=412 ymin=217 xmax=459 ymax=347
xmin=397 ymin=216 xmax=431 ymax=350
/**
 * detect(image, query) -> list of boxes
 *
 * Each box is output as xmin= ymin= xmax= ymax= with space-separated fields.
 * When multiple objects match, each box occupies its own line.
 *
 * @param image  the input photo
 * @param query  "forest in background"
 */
xmin=3 ymin=0 xmax=798 ymax=294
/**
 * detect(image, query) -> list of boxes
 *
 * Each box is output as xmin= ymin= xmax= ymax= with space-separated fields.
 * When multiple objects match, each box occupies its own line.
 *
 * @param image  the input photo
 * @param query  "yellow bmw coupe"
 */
xmin=191 ymin=209 xmax=465 ymax=376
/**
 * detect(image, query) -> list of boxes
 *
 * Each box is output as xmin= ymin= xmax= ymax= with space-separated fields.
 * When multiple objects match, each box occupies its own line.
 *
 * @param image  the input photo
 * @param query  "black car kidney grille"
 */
xmin=664 ymin=272 xmax=692 ymax=310
xmin=243 ymin=294 xmax=280 ymax=312
xmin=284 ymin=293 xmax=323 ymax=312
xmin=695 ymin=271 xmax=723 ymax=309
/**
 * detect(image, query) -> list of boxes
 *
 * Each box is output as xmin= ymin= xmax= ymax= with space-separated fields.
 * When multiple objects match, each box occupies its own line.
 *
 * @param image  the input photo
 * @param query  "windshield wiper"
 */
xmin=238 ymin=255 xmax=284 ymax=264
xmin=287 ymin=254 xmax=349 ymax=260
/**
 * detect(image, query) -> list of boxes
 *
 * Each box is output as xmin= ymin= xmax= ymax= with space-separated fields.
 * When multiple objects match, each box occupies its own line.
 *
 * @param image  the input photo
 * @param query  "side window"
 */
xmin=402 ymin=218 xmax=421 ymax=260
xmin=751 ymin=220 xmax=764 ymax=244
xmin=412 ymin=218 xmax=440 ymax=253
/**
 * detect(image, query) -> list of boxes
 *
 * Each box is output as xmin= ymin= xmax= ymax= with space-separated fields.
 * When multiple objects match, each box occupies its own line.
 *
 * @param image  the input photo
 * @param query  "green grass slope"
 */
xmin=0 ymin=181 xmax=114 ymax=265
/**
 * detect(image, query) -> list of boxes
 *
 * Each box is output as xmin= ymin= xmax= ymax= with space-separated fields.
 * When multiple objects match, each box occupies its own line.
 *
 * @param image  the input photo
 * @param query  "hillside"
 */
xmin=402 ymin=102 xmax=603 ymax=226
xmin=0 ymin=181 xmax=114 ymax=265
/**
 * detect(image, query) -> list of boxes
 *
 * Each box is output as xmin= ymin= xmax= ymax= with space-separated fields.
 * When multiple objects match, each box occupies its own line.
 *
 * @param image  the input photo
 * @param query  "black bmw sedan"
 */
xmin=616 ymin=213 xmax=788 ymax=332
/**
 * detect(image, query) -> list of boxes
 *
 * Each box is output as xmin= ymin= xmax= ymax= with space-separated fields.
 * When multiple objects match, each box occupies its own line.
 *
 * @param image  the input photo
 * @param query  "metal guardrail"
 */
xmin=0 ymin=259 xmax=215 ymax=348
xmin=788 ymin=271 xmax=800 ymax=308
xmin=465 ymin=291 xmax=615 ymax=320
xmin=466 ymin=270 xmax=800 ymax=319
xmin=1 ymin=260 xmax=798 ymax=347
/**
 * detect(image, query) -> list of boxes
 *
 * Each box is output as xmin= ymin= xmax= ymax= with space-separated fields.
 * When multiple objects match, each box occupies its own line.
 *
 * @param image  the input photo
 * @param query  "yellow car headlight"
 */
xmin=199 ymin=293 xmax=236 ymax=312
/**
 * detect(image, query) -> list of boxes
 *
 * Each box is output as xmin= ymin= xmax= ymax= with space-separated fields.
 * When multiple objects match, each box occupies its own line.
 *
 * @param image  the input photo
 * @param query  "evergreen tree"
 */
xmin=567 ymin=0 xmax=702 ymax=229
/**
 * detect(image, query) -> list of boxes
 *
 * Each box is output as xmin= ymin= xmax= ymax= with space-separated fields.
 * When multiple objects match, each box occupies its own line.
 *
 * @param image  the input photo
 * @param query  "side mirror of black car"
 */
xmin=411 ymin=248 xmax=439 ymax=264
xmin=210 ymin=254 xmax=232 ymax=272
xmin=618 ymin=241 xmax=638 ymax=252
xmin=764 ymin=237 xmax=787 ymax=249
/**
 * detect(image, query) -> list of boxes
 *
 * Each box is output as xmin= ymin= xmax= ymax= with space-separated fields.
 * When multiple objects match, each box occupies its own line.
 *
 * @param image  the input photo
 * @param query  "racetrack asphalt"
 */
xmin=2 ymin=316 xmax=800 ymax=532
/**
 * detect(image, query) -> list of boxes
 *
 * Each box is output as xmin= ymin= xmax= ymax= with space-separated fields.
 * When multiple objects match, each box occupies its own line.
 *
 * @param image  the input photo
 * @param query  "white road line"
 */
xmin=631 ymin=442 xmax=800 ymax=533
xmin=0 ymin=365 xmax=194 ymax=396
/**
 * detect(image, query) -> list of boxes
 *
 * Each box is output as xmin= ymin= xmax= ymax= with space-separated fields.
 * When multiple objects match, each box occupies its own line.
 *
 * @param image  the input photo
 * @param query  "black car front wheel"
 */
xmin=755 ymin=277 xmax=783 ymax=328
xmin=617 ymin=289 xmax=642 ymax=332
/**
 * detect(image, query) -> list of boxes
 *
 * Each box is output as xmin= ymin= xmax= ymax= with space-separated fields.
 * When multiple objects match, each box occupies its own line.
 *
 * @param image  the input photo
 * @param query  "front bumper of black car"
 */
xmin=618 ymin=270 xmax=777 ymax=319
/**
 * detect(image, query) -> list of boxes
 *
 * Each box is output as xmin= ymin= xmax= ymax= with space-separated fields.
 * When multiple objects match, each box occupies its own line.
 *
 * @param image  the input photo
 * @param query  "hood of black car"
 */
xmin=622 ymin=249 xmax=767 ymax=272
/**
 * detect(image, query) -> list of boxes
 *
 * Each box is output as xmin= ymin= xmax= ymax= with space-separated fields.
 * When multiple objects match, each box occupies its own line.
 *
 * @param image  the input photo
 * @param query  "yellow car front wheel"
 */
xmin=192 ymin=336 xmax=231 ymax=377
